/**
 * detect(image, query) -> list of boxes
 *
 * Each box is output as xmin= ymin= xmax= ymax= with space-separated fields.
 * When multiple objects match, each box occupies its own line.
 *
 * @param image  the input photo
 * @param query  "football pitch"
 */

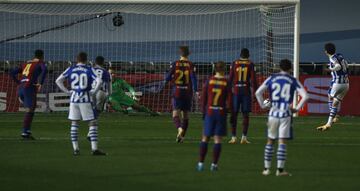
xmin=0 ymin=113 xmax=359 ymax=191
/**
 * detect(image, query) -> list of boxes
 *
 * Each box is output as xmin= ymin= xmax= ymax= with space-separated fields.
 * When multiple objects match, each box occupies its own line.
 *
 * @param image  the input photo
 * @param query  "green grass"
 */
xmin=0 ymin=113 xmax=359 ymax=191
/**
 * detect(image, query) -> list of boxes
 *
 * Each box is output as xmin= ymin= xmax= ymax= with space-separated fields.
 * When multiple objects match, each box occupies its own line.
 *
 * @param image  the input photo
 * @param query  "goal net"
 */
xmin=0 ymin=0 xmax=299 ymax=113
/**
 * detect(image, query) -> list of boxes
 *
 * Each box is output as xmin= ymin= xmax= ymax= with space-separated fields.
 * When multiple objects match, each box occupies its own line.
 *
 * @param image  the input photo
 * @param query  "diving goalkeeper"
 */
xmin=109 ymin=73 xmax=159 ymax=116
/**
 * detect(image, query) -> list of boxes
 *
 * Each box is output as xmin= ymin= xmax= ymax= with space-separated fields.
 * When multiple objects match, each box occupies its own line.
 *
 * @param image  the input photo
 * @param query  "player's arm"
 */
xmin=228 ymin=62 xmax=235 ymax=86
xmin=201 ymin=81 xmax=209 ymax=119
xmin=190 ymin=64 xmax=198 ymax=94
xmin=293 ymin=80 xmax=309 ymax=112
xmin=105 ymin=71 xmax=112 ymax=96
xmin=36 ymin=62 xmax=47 ymax=91
xmin=255 ymin=77 xmax=270 ymax=109
xmin=250 ymin=63 xmax=258 ymax=91
xmin=226 ymin=81 xmax=233 ymax=112
xmin=165 ymin=62 xmax=175 ymax=82
xmin=9 ymin=65 xmax=21 ymax=84
xmin=329 ymin=59 xmax=342 ymax=71
xmin=55 ymin=68 xmax=71 ymax=94
xmin=121 ymin=79 xmax=137 ymax=100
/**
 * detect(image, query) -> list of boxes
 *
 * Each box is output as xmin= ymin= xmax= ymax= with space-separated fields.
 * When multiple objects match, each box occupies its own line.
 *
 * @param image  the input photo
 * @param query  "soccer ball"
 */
xmin=263 ymin=99 xmax=271 ymax=108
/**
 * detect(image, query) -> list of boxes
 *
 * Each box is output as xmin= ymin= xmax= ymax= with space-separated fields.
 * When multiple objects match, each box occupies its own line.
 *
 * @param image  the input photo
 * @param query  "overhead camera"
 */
xmin=112 ymin=13 xmax=124 ymax=27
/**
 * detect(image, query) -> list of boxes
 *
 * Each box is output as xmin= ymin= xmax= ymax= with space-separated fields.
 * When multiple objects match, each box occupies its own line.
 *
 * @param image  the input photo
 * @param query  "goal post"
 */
xmin=0 ymin=0 xmax=301 ymax=113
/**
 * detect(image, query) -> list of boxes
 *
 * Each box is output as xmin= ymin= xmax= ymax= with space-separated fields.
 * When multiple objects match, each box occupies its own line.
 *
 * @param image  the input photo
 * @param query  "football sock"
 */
xmin=277 ymin=144 xmax=287 ymax=169
xmin=199 ymin=141 xmax=208 ymax=163
xmin=326 ymin=106 xmax=338 ymax=126
xmin=264 ymin=144 xmax=274 ymax=169
xmin=172 ymin=116 xmax=181 ymax=129
xmin=212 ymin=143 xmax=222 ymax=165
xmin=242 ymin=113 xmax=249 ymax=136
xmin=230 ymin=112 xmax=238 ymax=137
xmin=328 ymin=101 xmax=332 ymax=111
xmin=70 ymin=124 xmax=79 ymax=151
xmin=89 ymin=125 xmax=98 ymax=151
xmin=182 ymin=118 xmax=189 ymax=132
xmin=22 ymin=112 xmax=34 ymax=135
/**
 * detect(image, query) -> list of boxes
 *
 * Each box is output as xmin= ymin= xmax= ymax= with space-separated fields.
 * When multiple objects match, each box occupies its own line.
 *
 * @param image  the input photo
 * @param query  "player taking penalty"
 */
xmin=197 ymin=61 xmax=231 ymax=172
xmin=56 ymin=52 xmax=106 ymax=156
xmin=256 ymin=59 xmax=308 ymax=176
xmin=165 ymin=46 xmax=198 ymax=143
xmin=317 ymin=43 xmax=349 ymax=131
xmin=229 ymin=48 xmax=257 ymax=144
xmin=10 ymin=49 xmax=47 ymax=140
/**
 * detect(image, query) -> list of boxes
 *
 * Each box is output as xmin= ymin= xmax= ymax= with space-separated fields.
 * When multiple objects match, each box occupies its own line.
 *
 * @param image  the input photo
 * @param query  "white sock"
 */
xmin=277 ymin=144 xmax=287 ymax=169
xmin=264 ymin=144 xmax=274 ymax=169
xmin=89 ymin=126 xmax=98 ymax=151
xmin=70 ymin=125 xmax=79 ymax=151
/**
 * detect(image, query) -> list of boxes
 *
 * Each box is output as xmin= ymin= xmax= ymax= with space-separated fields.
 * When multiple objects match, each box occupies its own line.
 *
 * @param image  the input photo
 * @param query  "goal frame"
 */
xmin=0 ymin=0 xmax=301 ymax=108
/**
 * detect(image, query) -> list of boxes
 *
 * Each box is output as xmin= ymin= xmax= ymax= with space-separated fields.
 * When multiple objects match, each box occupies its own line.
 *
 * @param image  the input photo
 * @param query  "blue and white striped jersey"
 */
xmin=329 ymin=53 xmax=349 ymax=84
xmin=264 ymin=73 xmax=305 ymax=118
xmin=62 ymin=63 xmax=97 ymax=103
xmin=92 ymin=65 xmax=111 ymax=92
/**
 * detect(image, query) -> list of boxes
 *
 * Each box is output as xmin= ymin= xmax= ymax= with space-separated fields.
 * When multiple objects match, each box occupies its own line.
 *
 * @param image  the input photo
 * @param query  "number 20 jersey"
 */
xmin=264 ymin=73 xmax=304 ymax=118
xmin=61 ymin=64 xmax=97 ymax=103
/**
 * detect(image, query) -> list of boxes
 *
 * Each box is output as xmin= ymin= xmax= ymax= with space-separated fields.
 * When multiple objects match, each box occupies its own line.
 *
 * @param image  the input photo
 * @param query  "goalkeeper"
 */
xmin=109 ymin=75 xmax=159 ymax=116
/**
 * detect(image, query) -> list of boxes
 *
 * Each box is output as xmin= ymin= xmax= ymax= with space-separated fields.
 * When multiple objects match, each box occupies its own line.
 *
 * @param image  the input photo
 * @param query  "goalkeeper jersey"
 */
xmin=111 ymin=78 xmax=135 ymax=97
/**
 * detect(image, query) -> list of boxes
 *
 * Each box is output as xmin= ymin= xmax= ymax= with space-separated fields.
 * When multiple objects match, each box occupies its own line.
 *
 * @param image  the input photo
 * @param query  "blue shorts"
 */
xmin=18 ymin=86 xmax=36 ymax=109
xmin=233 ymin=94 xmax=252 ymax=113
xmin=203 ymin=114 xmax=227 ymax=137
xmin=172 ymin=97 xmax=192 ymax=111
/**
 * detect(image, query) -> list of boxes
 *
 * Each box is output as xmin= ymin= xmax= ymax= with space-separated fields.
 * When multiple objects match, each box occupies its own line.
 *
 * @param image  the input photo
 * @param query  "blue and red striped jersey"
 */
xmin=10 ymin=60 xmax=47 ymax=88
xmin=229 ymin=59 xmax=257 ymax=95
xmin=202 ymin=75 xmax=231 ymax=116
xmin=165 ymin=59 xmax=197 ymax=98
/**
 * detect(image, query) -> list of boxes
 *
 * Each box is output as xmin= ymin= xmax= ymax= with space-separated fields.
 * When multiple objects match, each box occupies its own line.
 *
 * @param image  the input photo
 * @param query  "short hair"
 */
xmin=240 ymin=48 xmax=250 ymax=58
xmin=215 ymin=61 xmax=226 ymax=73
xmin=77 ymin=52 xmax=87 ymax=63
xmin=279 ymin=59 xmax=292 ymax=72
xmin=179 ymin=45 xmax=190 ymax=57
xmin=324 ymin=43 xmax=336 ymax=55
xmin=34 ymin=49 xmax=44 ymax=59
xmin=95 ymin=56 xmax=105 ymax=66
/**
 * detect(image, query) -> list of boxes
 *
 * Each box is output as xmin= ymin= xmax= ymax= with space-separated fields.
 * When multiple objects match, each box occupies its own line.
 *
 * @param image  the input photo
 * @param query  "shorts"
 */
xmin=329 ymin=83 xmax=349 ymax=101
xmin=93 ymin=90 xmax=108 ymax=112
xmin=232 ymin=94 xmax=252 ymax=113
xmin=172 ymin=97 xmax=192 ymax=111
xmin=68 ymin=102 xmax=96 ymax=121
xmin=267 ymin=116 xmax=293 ymax=140
xmin=109 ymin=94 xmax=135 ymax=107
xmin=203 ymin=114 xmax=227 ymax=137
xmin=18 ymin=86 xmax=36 ymax=109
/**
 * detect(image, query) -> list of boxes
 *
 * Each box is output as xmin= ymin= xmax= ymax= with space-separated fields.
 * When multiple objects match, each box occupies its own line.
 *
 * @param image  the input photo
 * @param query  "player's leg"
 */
xmin=197 ymin=135 xmax=210 ymax=171
xmin=317 ymin=84 xmax=349 ymax=131
xmin=68 ymin=103 xmax=81 ymax=155
xmin=70 ymin=120 xmax=80 ymax=155
xmin=229 ymin=95 xmax=239 ymax=144
xmin=21 ymin=87 xmax=36 ymax=140
xmin=327 ymin=88 xmax=340 ymax=123
xmin=240 ymin=95 xmax=252 ymax=144
xmin=210 ymin=115 xmax=226 ymax=171
xmin=109 ymin=96 xmax=128 ymax=114
xmin=172 ymin=98 xmax=185 ymax=142
xmin=181 ymin=111 xmax=189 ymax=136
xmin=275 ymin=117 xmax=292 ymax=176
xmin=262 ymin=116 xmax=278 ymax=176
xmin=80 ymin=103 xmax=106 ymax=155
xmin=131 ymin=102 xmax=159 ymax=116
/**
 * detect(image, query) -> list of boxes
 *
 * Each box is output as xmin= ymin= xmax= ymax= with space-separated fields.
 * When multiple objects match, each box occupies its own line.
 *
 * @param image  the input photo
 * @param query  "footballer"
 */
xmin=317 ymin=43 xmax=349 ymax=131
xmin=197 ymin=61 xmax=231 ymax=171
xmin=228 ymin=48 xmax=258 ymax=144
xmin=10 ymin=49 xmax=47 ymax=140
xmin=165 ymin=45 xmax=198 ymax=143
xmin=256 ymin=59 xmax=308 ymax=176
xmin=56 ymin=52 xmax=106 ymax=156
